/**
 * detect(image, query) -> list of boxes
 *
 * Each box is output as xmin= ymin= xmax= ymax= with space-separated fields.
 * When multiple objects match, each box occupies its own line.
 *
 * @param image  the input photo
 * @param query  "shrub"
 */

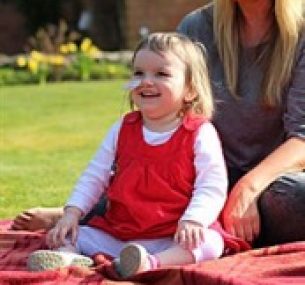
xmin=0 ymin=60 xmax=130 ymax=86
xmin=1 ymin=20 xmax=131 ymax=86
xmin=0 ymin=67 xmax=35 ymax=86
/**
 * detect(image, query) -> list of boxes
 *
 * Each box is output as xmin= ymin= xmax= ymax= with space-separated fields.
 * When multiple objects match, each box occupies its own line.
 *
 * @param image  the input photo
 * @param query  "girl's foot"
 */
xmin=27 ymin=250 xmax=94 ymax=271
xmin=11 ymin=207 xmax=64 ymax=231
xmin=116 ymin=243 xmax=159 ymax=278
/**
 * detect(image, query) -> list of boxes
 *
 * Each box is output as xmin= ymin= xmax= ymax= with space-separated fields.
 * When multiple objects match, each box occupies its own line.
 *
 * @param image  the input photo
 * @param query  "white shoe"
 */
xmin=116 ymin=243 xmax=150 ymax=278
xmin=27 ymin=250 xmax=94 ymax=271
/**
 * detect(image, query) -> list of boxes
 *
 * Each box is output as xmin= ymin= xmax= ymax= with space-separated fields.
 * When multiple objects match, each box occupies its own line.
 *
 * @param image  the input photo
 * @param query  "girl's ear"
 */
xmin=183 ymin=86 xmax=197 ymax=103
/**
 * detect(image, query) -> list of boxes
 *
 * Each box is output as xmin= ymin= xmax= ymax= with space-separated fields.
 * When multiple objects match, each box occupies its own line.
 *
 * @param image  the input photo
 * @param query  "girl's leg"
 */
xmin=27 ymin=226 xmax=94 ymax=271
xmin=27 ymin=226 xmax=123 ymax=272
xmin=75 ymin=226 xmax=125 ymax=257
xmin=117 ymin=228 xmax=224 ymax=278
xmin=155 ymin=228 xmax=224 ymax=265
xmin=27 ymin=249 xmax=94 ymax=271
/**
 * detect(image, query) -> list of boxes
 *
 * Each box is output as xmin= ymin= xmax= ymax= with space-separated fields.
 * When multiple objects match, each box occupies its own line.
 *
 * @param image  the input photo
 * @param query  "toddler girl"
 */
xmin=28 ymin=32 xmax=248 ymax=277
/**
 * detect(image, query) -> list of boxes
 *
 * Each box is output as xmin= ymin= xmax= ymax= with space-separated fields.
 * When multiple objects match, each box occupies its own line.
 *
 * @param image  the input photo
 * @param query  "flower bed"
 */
xmin=0 ymin=37 xmax=132 ymax=86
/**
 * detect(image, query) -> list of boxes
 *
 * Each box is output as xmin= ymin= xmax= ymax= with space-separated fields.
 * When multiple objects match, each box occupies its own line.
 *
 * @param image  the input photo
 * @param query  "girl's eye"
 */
xmin=133 ymin=71 xmax=143 ymax=76
xmin=157 ymin=71 xmax=170 ymax=77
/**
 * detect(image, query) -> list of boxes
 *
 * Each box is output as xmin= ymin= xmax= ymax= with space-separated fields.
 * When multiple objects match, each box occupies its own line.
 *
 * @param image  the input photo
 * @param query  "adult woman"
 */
xmin=12 ymin=0 xmax=305 ymax=247
xmin=177 ymin=0 xmax=305 ymax=245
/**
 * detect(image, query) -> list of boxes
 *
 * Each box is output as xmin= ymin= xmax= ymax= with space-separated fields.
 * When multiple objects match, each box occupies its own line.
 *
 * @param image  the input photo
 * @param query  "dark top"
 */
xmin=177 ymin=4 xmax=305 ymax=171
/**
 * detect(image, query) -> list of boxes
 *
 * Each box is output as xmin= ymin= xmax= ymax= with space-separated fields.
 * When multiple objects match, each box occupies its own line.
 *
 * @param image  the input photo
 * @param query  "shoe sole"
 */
xmin=71 ymin=256 xmax=94 ymax=267
xmin=27 ymin=250 xmax=65 ymax=271
xmin=27 ymin=250 xmax=93 ymax=272
xmin=118 ymin=243 xmax=147 ymax=278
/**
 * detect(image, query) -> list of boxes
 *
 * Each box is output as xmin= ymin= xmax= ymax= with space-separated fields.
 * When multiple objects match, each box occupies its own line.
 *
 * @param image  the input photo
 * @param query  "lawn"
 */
xmin=0 ymin=80 xmax=128 ymax=218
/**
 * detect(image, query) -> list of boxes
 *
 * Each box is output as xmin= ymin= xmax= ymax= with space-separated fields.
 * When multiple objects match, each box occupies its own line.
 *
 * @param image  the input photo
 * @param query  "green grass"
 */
xmin=0 ymin=80 xmax=129 ymax=218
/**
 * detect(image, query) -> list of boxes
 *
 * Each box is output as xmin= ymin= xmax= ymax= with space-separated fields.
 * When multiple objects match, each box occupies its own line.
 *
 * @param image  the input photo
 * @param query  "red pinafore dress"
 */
xmin=88 ymin=111 xmax=250 ymax=253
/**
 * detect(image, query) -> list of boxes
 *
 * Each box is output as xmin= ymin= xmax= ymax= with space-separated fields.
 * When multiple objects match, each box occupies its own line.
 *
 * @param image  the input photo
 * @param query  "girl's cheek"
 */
xmin=124 ymin=79 xmax=141 ymax=91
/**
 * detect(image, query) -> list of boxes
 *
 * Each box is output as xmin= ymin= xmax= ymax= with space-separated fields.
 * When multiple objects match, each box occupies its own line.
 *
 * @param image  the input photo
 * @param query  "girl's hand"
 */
xmin=46 ymin=206 xmax=82 ymax=249
xmin=174 ymin=220 xmax=205 ymax=250
xmin=222 ymin=177 xmax=260 ymax=243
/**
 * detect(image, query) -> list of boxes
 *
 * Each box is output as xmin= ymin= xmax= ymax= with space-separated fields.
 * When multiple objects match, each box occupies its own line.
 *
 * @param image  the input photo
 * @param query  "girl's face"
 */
xmin=131 ymin=48 xmax=191 ymax=125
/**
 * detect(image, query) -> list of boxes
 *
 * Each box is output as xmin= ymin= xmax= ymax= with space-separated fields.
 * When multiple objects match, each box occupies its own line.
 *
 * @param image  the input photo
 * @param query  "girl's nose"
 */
xmin=140 ymin=75 xmax=154 ymax=86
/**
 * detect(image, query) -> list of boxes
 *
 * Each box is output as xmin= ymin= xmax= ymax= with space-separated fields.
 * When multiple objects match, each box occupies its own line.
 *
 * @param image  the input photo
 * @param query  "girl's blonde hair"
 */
xmin=214 ymin=0 xmax=305 ymax=107
xmin=131 ymin=32 xmax=214 ymax=119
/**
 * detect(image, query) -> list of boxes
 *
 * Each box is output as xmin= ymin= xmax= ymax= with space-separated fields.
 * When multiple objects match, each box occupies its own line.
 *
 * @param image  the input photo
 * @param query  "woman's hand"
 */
xmin=174 ymin=220 xmax=205 ymax=250
xmin=222 ymin=177 xmax=260 ymax=243
xmin=46 ymin=206 xmax=82 ymax=249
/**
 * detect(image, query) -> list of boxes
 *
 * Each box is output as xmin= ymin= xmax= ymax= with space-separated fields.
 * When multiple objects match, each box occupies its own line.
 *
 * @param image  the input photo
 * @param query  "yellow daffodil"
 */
xmin=16 ymin=56 xmax=27 ymax=67
xmin=67 ymin=42 xmax=77 ymax=53
xmin=30 ymin=50 xmax=44 ymax=62
xmin=28 ymin=58 xmax=39 ymax=74
xmin=88 ymin=46 xmax=101 ymax=58
xmin=48 ymin=55 xmax=65 ymax=66
xmin=80 ymin=38 xmax=92 ymax=53
xmin=59 ymin=44 xmax=69 ymax=54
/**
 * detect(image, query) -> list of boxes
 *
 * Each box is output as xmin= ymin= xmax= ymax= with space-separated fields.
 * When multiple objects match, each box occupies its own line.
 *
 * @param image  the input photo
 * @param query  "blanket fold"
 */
xmin=1 ymin=220 xmax=305 ymax=285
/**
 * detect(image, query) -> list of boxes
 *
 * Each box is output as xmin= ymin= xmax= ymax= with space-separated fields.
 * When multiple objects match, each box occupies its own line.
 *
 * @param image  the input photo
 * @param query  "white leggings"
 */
xmin=69 ymin=226 xmax=224 ymax=263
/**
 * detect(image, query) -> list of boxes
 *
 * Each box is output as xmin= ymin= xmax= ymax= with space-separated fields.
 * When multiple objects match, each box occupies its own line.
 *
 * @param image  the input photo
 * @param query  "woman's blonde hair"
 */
xmin=131 ymin=32 xmax=214 ymax=119
xmin=214 ymin=0 xmax=305 ymax=107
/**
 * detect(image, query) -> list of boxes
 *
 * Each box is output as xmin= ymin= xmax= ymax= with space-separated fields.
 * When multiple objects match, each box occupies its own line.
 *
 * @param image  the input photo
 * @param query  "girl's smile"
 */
xmin=139 ymin=90 xmax=161 ymax=98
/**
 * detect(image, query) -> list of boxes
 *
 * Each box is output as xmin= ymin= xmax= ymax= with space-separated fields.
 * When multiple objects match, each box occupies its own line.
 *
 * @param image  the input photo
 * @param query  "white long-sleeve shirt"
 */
xmin=67 ymin=119 xmax=228 ymax=228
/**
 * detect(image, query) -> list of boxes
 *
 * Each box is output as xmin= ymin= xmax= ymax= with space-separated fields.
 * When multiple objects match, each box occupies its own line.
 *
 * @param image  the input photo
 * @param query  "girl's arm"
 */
xmin=47 ymin=120 xmax=122 ymax=249
xmin=180 ymin=122 xmax=228 ymax=228
xmin=175 ymin=122 xmax=227 ymax=249
xmin=65 ymin=120 xmax=122 ymax=216
xmin=47 ymin=206 xmax=82 ymax=248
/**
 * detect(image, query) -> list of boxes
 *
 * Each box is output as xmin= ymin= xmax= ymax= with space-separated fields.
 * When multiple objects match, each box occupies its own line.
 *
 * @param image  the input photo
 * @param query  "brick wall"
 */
xmin=124 ymin=0 xmax=210 ymax=49
xmin=0 ymin=0 xmax=211 ymax=54
xmin=0 ymin=3 xmax=27 ymax=55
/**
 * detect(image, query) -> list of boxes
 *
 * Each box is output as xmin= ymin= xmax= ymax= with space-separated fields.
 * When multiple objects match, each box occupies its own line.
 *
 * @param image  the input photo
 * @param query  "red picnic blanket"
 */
xmin=1 ymin=220 xmax=305 ymax=285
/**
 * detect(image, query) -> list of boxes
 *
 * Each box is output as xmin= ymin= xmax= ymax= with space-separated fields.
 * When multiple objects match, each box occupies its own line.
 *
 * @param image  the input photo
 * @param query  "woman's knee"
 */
xmin=257 ymin=172 xmax=305 ymax=246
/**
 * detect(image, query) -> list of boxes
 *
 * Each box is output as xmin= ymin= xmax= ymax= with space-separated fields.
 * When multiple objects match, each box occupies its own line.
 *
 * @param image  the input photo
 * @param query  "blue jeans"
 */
xmin=228 ymin=168 xmax=305 ymax=247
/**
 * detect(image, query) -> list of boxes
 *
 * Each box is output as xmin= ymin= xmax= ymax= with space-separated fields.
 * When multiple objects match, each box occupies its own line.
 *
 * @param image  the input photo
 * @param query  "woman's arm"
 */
xmin=223 ymin=137 xmax=305 ymax=243
xmin=243 ymin=137 xmax=305 ymax=190
xmin=223 ymin=31 xmax=305 ymax=243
